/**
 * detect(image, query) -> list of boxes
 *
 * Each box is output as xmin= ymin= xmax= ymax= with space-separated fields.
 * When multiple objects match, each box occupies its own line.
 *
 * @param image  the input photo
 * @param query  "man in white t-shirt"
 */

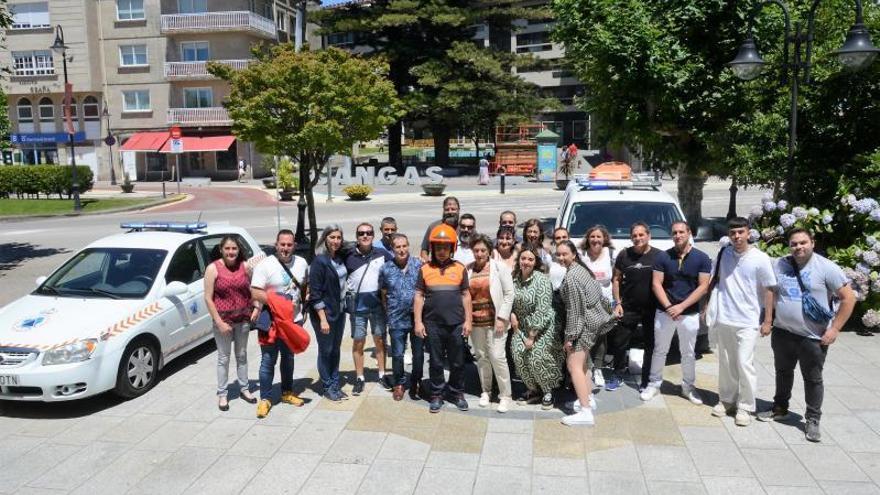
xmin=251 ymin=229 xmax=310 ymax=418
xmin=709 ymin=217 xmax=776 ymax=426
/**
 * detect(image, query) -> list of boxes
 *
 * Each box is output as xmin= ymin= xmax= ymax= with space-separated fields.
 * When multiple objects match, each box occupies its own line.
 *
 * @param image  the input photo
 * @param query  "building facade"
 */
xmin=2 ymin=0 xmax=316 ymax=181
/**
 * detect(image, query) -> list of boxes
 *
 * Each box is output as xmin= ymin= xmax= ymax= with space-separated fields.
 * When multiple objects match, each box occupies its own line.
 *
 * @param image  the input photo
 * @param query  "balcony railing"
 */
xmin=167 ymin=107 xmax=232 ymax=126
xmin=160 ymin=11 xmax=276 ymax=39
xmin=164 ymin=60 xmax=252 ymax=80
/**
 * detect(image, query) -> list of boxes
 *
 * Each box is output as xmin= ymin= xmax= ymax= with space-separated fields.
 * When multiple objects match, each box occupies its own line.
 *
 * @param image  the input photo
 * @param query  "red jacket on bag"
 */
xmin=258 ymin=292 xmax=311 ymax=354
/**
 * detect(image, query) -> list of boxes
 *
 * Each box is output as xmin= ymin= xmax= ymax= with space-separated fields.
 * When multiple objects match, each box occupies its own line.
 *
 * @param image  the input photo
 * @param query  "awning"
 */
xmin=119 ymin=131 xmax=170 ymax=152
xmin=159 ymin=135 xmax=236 ymax=153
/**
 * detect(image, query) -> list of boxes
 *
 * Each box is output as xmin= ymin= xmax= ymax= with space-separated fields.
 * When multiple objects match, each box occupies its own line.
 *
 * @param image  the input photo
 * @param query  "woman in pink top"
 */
xmin=204 ymin=236 xmax=258 ymax=411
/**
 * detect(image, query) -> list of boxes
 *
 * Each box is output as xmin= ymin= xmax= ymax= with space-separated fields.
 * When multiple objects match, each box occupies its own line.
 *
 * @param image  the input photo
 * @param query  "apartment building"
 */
xmin=2 ymin=0 xmax=315 ymax=181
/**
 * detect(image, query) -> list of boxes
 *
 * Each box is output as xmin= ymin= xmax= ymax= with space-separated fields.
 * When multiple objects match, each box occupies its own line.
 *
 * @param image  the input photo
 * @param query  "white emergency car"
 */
xmin=556 ymin=163 xmax=687 ymax=251
xmin=0 ymin=222 xmax=263 ymax=401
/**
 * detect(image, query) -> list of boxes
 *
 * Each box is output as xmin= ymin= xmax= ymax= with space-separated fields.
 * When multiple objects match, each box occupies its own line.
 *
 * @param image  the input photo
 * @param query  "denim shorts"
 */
xmin=350 ymin=307 xmax=387 ymax=340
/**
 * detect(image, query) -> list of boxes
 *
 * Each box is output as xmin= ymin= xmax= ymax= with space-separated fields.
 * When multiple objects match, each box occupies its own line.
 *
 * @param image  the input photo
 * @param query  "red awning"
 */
xmin=119 ymin=131 xmax=170 ymax=152
xmin=159 ymin=135 xmax=236 ymax=153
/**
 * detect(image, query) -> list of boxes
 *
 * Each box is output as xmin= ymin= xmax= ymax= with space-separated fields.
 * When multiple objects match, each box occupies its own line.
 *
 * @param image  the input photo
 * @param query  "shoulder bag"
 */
xmin=703 ymin=247 xmax=726 ymax=329
xmin=788 ymin=256 xmax=836 ymax=325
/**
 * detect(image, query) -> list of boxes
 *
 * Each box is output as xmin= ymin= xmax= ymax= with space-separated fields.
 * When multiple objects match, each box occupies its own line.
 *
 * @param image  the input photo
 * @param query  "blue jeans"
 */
xmin=350 ymin=306 xmax=387 ymax=340
xmin=311 ymin=312 xmax=346 ymax=393
xmin=389 ymin=327 xmax=424 ymax=386
xmin=259 ymin=340 xmax=294 ymax=400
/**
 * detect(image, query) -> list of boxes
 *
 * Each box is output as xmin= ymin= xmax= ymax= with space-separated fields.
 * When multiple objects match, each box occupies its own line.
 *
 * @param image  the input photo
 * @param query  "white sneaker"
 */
xmin=572 ymin=395 xmax=597 ymax=412
xmin=497 ymin=398 xmax=510 ymax=414
xmin=681 ymin=387 xmax=703 ymax=405
xmin=639 ymin=386 xmax=660 ymax=402
xmin=478 ymin=392 xmax=490 ymax=408
xmin=592 ymin=369 xmax=605 ymax=390
xmin=712 ymin=402 xmax=734 ymax=418
xmin=735 ymin=409 xmax=752 ymax=427
xmin=562 ymin=409 xmax=595 ymax=426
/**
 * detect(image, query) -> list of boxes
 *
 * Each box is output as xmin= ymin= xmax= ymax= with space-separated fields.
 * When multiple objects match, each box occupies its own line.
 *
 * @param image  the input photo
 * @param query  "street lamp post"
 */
xmin=102 ymin=102 xmax=117 ymax=186
xmin=51 ymin=25 xmax=81 ymax=212
xmin=728 ymin=0 xmax=879 ymax=203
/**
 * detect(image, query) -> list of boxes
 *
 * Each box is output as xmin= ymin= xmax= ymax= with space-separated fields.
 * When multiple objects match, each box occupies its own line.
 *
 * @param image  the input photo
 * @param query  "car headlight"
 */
xmin=42 ymin=339 xmax=98 ymax=365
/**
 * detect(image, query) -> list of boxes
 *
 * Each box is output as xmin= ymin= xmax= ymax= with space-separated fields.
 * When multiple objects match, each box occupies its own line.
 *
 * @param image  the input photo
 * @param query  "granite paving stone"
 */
xmin=687 ymin=441 xmax=754 ymax=478
xmin=299 ymin=462 xmax=370 ymax=495
xmin=239 ymin=452 xmax=322 ymax=495
xmin=700 ymin=476 xmax=766 ymax=495
xmin=101 ymin=413 xmax=174 ymax=444
xmin=823 ymin=414 xmax=880 ymax=453
xmin=356 ymin=459 xmax=423 ymax=495
xmin=414 ymin=468 xmax=477 ymax=495
xmin=279 ymin=420 xmax=346 ymax=455
xmin=69 ymin=449 xmax=173 ymax=495
xmin=852 ymin=452 xmax=880 ymax=485
xmin=790 ymin=444 xmax=869 ymax=482
xmin=182 ymin=454 xmax=267 ymax=495
xmin=0 ymin=443 xmax=82 ymax=494
xmin=531 ymin=456 xmax=587 ymax=477
xmin=127 ymin=446 xmax=223 ymax=495
xmin=531 ymin=474 xmax=588 ymax=494
xmin=647 ymin=480 xmax=708 ymax=495
xmin=29 ymin=441 xmax=128 ymax=490
xmin=742 ymin=448 xmax=816 ymax=488
xmin=228 ymin=424 xmax=294 ymax=458
xmin=323 ymin=430 xmax=387 ymax=465
xmin=589 ymin=470 xmax=648 ymax=495
xmin=377 ymin=432 xmax=432 ymax=462
xmin=480 ymin=432 xmax=533 ymax=467
xmin=185 ymin=417 xmax=255 ymax=449
xmin=816 ymin=481 xmax=880 ymax=494
xmin=637 ymin=445 xmax=700 ymax=482
xmin=137 ymin=420 xmax=210 ymax=452
xmin=472 ymin=465 xmax=532 ymax=495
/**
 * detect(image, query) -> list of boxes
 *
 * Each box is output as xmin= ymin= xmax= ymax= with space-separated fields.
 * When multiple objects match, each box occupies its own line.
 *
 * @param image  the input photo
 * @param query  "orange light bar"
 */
xmin=589 ymin=161 xmax=632 ymax=181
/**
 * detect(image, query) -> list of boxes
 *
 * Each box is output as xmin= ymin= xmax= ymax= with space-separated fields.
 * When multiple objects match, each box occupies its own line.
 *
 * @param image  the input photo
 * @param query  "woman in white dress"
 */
xmin=478 ymin=154 xmax=491 ymax=185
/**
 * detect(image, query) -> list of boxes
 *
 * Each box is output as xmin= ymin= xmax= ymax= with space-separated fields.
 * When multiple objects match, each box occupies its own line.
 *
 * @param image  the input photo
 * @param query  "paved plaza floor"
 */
xmin=2 ymin=329 xmax=880 ymax=495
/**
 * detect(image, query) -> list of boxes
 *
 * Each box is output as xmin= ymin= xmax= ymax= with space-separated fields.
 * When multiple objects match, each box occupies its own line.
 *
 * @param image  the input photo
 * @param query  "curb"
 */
xmin=0 ymin=194 xmax=189 ymax=223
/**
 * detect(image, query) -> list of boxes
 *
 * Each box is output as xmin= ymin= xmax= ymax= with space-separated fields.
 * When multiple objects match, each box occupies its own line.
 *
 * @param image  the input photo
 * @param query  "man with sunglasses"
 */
xmin=346 ymin=222 xmax=394 ymax=395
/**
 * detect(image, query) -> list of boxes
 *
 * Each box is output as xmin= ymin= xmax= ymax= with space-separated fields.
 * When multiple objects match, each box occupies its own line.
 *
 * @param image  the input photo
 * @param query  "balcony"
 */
xmin=164 ymin=60 xmax=253 ymax=80
xmin=167 ymin=107 xmax=232 ymax=126
xmin=160 ymin=11 xmax=276 ymax=40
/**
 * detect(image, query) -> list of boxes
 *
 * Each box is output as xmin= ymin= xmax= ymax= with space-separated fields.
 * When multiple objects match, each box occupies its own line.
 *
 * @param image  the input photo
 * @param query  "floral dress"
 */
xmin=511 ymin=271 xmax=564 ymax=394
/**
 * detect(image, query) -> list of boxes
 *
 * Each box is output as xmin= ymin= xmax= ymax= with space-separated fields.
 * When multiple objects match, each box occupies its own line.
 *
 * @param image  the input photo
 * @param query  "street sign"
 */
xmin=170 ymin=125 xmax=181 ymax=139
xmin=170 ymin=138 xmax=183 ymax=154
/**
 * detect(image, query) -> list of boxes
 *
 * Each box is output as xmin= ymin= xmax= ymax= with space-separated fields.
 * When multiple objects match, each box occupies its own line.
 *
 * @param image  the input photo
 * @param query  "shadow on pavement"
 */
xmin=0 ymin=243 xmax=70 ymax=275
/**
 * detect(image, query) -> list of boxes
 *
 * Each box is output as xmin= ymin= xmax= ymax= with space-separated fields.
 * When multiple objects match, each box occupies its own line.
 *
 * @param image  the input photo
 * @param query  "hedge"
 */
xmin=0 ymin=165 xmax=94 ymax=199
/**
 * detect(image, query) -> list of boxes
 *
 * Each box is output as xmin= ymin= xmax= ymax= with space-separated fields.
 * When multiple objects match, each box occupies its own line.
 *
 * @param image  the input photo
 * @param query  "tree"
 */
xmin=209 ymin=46 xmax=403 ymax=250
xmin=315 ymin=0 xmax=549 ymax=168
xmin=552 ymin=0 xmax=751 ymax=226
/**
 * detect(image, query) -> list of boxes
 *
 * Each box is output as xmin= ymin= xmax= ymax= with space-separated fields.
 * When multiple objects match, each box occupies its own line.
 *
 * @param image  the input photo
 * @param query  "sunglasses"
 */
xmin=357 ymin=231 xmax=374 ymax=237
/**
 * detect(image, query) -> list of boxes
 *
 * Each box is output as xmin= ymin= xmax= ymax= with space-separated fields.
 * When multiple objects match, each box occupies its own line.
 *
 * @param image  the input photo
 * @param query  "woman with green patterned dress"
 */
xmin=509 ymin=243 xmax=564 ymax=410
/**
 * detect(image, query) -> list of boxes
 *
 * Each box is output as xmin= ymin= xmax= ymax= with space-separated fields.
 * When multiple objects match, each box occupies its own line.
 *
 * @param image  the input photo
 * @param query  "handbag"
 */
xmin=788 ymin=256 xmax=836 ymax=325
xmin=703 ymin=247 xmax=726 ymax=329
xmin=344 ymin=257 xmax=373 ymax=314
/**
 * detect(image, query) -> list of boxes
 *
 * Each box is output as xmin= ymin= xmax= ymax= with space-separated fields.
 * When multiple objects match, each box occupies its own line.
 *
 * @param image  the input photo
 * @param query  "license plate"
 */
xmin=0 ymin=375 xmax=20 ymax=386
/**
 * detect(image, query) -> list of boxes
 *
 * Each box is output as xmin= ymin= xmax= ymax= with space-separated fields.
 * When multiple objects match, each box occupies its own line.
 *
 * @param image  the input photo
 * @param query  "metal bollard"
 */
xmin=499 ymin=168 xmax=506 ymax=194
xmin=162 ymin=181 xmax=166 ymax=198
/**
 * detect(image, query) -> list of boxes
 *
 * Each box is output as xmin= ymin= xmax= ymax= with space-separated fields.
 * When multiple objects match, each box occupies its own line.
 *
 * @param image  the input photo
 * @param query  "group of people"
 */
xmin=204 ymin=196 xmax=856 ymax=436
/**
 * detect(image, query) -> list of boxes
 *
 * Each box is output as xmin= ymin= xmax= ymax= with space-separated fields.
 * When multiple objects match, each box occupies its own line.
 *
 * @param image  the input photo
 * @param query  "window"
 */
xmin=516 ymin=31 xmax=552 ymax=53
xmin=277 ymin=11 xmax=286 ymax=32
xmin=183 ymin=88 xmax=212 ymax=108
xmin=116 ymin=0 xmax=144 ymax=20
xmin=327 ymin=32 xmax=355 ymax=47
xmin=119 ymin=44 xmax=148 ymax=66
xmin=37 ymin=248 xmax=166 ymax=299
xmin=165 ymin=241 xmax=204 ymax=285
xmin=83 ymin=96 xmax=100 ymax=120
xmin=180 ymin=41 xmax=209 ymax=62
xmin=217 ymin=149 xmax=237 ymax=170
xmin=17 ymin=98 xmax=33 ymax=122
xmin=38 ymin=97 xmax=54 ymax=121
xmin=178 ymin=0 xmax=206 ymax=14
xmin=122 ymin=90 xmax=150 ymax=111
xmin=10 ymin=2 xmax=50 ymax=29
xmin=12 ymin=50 xmax=54 ymax=76
xmin=199 ymin=234 xmax=253 ymax=263
xmin=566 ymin=201 xmax=684 ymax=240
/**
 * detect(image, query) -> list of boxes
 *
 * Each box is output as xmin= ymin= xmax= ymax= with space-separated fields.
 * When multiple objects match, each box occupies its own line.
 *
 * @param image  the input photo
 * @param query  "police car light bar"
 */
xmin=572 ymin=174 xmax=661 ymax=191
xmin=120 ymin=221 xmax=208 ymax=233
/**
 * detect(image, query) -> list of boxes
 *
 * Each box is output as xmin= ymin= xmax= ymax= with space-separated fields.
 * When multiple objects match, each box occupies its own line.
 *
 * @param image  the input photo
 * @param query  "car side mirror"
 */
xmin=35 ymin=276 xmax=47 ymax=287
xmin=163 ymin=281 xmax=189 ymax=298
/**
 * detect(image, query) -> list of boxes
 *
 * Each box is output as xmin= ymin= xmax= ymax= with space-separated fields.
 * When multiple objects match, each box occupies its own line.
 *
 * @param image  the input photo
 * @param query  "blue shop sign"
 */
xmin=11 ymin=132 xmax=87 ymax=144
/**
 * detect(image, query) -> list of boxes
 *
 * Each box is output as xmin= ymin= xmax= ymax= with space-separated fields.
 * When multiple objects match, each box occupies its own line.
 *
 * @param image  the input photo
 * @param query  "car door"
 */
xmin=160 ymin=240 xmax=208 ymax=358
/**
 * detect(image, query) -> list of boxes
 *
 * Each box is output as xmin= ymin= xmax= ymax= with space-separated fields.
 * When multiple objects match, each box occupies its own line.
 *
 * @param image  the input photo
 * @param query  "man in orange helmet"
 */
xmin=414 ymin=224 xmax=472 ymax=413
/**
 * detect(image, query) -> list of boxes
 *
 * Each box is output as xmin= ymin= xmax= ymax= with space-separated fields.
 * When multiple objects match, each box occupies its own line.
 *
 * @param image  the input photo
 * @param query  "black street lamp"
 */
xmin=294 ymin=158 xmax=310 ymax=258
xmin=728 ymin=0 xmax=879 ymax=202
xmin=51 ymin=25 xmax=81 ymax=212
xmin=102 ymin=101 xmax=117 ymax=186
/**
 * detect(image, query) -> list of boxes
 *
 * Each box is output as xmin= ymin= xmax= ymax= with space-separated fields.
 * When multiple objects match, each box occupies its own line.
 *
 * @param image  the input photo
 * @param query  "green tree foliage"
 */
xmin=315 ymin=0 xmax=550 ymax=167
xmin=209 ymin=46 xmax=402 ymax=249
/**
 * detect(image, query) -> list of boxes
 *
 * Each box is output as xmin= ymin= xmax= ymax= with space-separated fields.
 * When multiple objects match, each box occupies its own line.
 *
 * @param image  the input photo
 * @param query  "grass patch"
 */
xmin=0 ymin=197 xmax=159 ymax=216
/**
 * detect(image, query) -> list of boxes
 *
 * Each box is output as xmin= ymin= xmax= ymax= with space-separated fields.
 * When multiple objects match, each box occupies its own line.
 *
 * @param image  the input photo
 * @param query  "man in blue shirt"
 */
xmin=347 ymin=222 xmax=394 ymax=395
xmin=641 ymin=221 xmax=712 ymax=405
xmin=379 ymin=233 xmax=424 ymax=400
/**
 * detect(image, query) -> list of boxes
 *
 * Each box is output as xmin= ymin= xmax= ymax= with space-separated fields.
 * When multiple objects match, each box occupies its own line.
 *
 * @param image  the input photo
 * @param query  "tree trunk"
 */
xmin=474 ymin=137 xmax=481 ymax=162
xmin=431 ymin=121 xmax=450 ymax=168
xmin=388 ymin=120 xmax=402 ymax=168
xmin=677 ymin=165 xmax=707 ymax=228
xmin=305 ymin=156 xmax=320 ymax=260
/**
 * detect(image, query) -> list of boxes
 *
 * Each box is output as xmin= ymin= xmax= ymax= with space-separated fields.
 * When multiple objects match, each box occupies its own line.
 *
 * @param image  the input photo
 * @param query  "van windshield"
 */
xmin=566 ymin=201 xmax=684 ymax=240
xmin=35 ymin=248 xmax=167 ymax=299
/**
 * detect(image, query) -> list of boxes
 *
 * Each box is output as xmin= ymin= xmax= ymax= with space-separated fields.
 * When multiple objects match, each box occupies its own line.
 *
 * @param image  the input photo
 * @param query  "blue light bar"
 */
xmin=121 ymin=221 xmax=208 ymax=233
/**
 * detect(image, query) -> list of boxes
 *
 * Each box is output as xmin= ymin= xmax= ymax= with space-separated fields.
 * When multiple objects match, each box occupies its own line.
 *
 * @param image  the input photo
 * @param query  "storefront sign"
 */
xmin=10 ymin=132 xmax=86 ymax=144
xmin=320 ymin=165 xmax=444 ymax=186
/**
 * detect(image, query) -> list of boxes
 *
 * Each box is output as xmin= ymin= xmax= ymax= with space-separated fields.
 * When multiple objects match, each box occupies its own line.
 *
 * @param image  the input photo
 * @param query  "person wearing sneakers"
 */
xmin=251 ymin=230 xmax=309 ymax=418
xmin=556 ymin=240 xmax=615 ymax=426
xmin=414 ymin=224 xmax=472 ymax=413
xmin=580 ymin=225 xmax=616 ymax=390
xmin=641 ymin=221 xmax=712 ymax=405
xmin=346 ymin=222 xmax=394 ymax=396
xmin=379 ymin=233 xmax=424 ymax=401
xmin=709 ymin=217 xmax=776 ymax=426
xmin=466 ymin=234 xmax=515 ymax=413
xmin=756 ymin=228 xmax=855 ymax=442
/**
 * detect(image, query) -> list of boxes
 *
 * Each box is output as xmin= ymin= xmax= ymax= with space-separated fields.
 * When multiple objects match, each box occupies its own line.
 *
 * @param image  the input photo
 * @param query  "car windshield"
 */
xmin=35 ymin=248 xmax=167 ymax=299
xmin=567 ymin=201 xmax=684 ymax=240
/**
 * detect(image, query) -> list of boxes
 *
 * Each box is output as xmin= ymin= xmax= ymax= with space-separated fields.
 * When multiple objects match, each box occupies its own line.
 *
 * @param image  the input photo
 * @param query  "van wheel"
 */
xmin=114 ymin=338 xmax=159 ymax=399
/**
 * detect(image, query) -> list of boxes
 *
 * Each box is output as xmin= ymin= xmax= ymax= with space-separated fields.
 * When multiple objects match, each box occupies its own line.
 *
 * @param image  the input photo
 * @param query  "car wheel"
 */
xmin=114 ymin=337 xmax=160 ymax=399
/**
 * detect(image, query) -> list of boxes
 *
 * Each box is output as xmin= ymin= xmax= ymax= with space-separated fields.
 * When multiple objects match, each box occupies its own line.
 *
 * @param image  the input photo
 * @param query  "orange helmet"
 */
xmin=428 ymin=224 xmax=457 ymax=253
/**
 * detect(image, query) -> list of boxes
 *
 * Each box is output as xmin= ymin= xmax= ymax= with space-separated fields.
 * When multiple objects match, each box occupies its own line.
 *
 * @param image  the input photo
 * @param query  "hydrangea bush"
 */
xmin=749 ymin=192 xmax=880 ymax=330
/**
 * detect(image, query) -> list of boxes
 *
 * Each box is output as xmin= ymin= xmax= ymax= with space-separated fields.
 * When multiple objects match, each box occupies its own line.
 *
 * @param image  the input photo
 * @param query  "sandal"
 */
xmin=218 ymin=396 xmax=229 ymax=411
xmin=240 ymin=390 xmax=258 ymax=404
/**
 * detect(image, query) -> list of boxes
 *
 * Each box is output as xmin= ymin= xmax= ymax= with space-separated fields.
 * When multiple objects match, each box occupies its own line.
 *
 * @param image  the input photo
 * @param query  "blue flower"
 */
xmin=750 ymin=205 xmax=763 ymax=218
xmin=868 ymin=236 xmax=878 ymax=247
xmin=763 ymin=201 xmax=777 ymax=212
xmin=871 ymin=209 xmax=880 ymax=222
xmin=863 ymin=251 xmax=880 ymax=267
xmin=822 ymin=214 xmax=833 ymax=225
xmin=808 ymin=207 xmax=820 ymax=216
xmin=776 ymin=226 xmax=785 ymax=235
xmin=857 ymin=262 xmax=873 ymax=274
xmin=779 ymin=213 xmax=797 ymax=228
xmin=855 ymin=199 xmax=880 ymax=214
xmin=749 ymin=229 xmax=760 ymax=243
xmin=792 ymin=207 xmax=807 ymax=219
xmin=762 ymin=192 xmax=774 ymax=202
xmin=873 ymin=243 xmax=880 ymax=254
xmin=777 ymin=199 xmax=789 ymax=210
